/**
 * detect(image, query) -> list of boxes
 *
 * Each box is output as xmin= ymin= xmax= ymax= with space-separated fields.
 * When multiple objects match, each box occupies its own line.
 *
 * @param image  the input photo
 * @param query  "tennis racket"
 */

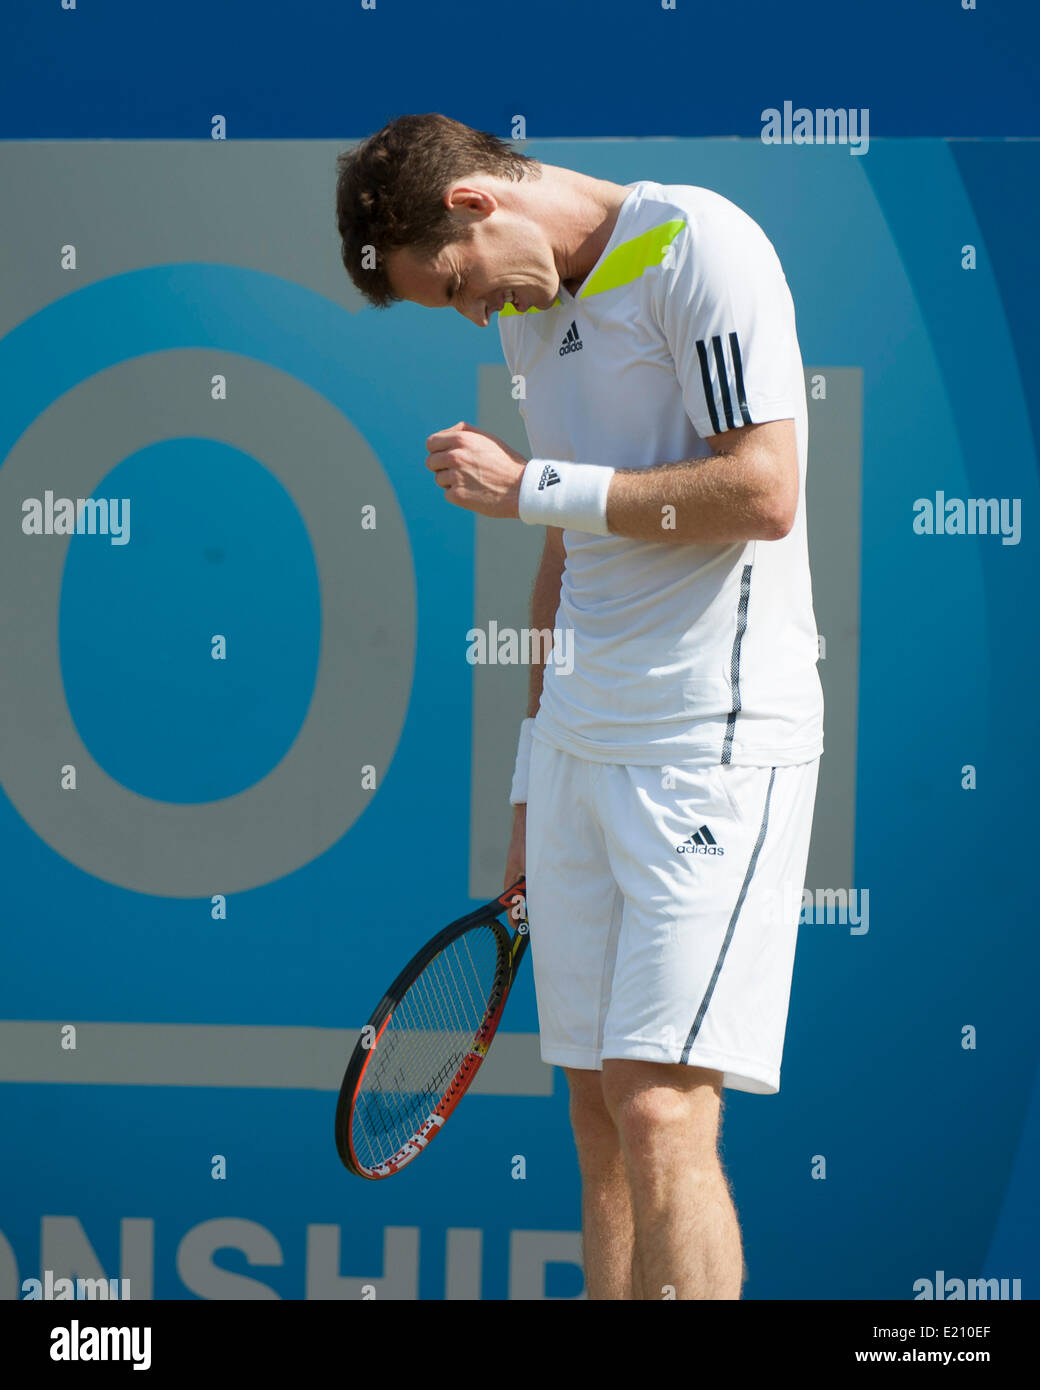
xmin=335 ymin=877 xmax=529 ymax=1179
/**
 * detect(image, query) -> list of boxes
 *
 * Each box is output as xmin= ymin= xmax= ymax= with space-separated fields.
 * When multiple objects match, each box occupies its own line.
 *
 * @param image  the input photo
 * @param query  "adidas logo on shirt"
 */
xmin=537 ymin=465 xmax=561 ymax=490
xmin=559 ymin=321 xmax=583 ymax=356
xmin=676 ymin=825 xmax=725 ymax=856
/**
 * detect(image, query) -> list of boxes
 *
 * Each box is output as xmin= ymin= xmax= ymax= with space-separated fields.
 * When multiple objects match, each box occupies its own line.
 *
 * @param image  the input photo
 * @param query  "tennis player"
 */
xmin=336 ymin=114 xmax=823 ymax=1301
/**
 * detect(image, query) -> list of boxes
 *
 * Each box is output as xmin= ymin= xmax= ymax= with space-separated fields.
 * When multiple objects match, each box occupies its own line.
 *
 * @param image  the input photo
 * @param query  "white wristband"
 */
xmin=509 ymin=718 xmax=537 ymax=805
xmin=518 ymin=459 xmax=614 ymax=536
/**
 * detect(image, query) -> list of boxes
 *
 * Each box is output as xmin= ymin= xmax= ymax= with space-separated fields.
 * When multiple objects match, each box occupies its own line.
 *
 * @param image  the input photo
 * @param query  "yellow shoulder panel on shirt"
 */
xmin=499 ymin=218 xmax=685 ymax=315
xmin=500 ymin=294 xmax=562 ymax=317
xmin=579 ymin=218 xmax=687 ymax=300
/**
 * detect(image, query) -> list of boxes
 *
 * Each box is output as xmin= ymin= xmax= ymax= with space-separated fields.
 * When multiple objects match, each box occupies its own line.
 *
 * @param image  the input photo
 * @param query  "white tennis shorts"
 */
xmin=524 ymin=738 xmax=820 ymax=1094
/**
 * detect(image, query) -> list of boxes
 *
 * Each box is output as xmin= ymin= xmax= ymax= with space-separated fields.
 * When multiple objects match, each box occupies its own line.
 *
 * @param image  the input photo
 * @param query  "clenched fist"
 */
xmin=425 ymin=421 xmax=528 ymax=518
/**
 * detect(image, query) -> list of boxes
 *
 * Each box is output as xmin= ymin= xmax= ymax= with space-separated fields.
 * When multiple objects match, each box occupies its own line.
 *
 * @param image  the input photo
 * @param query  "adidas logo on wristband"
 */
xmin=519 ymin=459 xmax=614 ymax=535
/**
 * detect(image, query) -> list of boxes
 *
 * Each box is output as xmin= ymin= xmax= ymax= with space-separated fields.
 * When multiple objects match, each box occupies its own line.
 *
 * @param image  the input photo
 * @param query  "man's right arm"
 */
xmin=504 ymin=525 xmax=565 ymax=888
xmin=526 ymin=525 xmax=566 ymax=716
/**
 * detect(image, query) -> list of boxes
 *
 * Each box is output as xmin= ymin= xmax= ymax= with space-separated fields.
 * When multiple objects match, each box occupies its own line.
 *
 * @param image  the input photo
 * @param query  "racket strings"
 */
xmin=354 ymin=937 xmax=502 ymax=1166
xmin=352 ymin=923 xmax=509 ymax=1171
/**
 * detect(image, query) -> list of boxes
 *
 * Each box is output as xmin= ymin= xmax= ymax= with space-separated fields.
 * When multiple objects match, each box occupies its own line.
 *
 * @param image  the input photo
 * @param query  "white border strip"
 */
xmin=0 ymin=1022 xmax=553 ymax=1097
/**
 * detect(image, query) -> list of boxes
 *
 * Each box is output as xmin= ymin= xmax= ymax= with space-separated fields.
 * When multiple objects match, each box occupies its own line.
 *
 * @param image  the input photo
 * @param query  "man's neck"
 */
xmin=542 ymin=165 xmax=632 ymax=297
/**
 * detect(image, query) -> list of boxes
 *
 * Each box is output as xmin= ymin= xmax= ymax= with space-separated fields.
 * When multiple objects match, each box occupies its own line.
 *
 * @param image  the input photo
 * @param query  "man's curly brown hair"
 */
xmin=335 ymin=113 xmax=541 ymax=309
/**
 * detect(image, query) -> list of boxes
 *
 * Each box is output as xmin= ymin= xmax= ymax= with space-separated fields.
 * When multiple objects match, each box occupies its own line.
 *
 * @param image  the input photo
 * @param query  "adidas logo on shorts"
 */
xmin=676 ymin=825 xmax=724 ymax=856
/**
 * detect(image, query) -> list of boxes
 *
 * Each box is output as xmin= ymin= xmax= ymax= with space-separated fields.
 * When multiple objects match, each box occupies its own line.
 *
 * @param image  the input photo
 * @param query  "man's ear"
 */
xmin=444 ymin=184 xmax=498 ymax=221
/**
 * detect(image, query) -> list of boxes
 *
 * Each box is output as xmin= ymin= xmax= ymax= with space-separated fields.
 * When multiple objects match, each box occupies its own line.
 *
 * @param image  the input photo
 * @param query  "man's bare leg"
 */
xmin=601 ymin=1058 xmax=744 ymax=1300
xmin=563 ymin=1066 xmax=642 ymax=1299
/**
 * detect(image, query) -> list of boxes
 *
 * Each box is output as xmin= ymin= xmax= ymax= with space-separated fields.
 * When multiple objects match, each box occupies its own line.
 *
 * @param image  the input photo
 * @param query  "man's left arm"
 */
xmin=605 ymin=416 xmax=798 ymax=545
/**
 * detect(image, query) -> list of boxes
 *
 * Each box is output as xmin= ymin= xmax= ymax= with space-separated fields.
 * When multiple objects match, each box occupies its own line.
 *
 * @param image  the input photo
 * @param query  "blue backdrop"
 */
xmin=0 ymin=0 xmax=1037 ymax=1302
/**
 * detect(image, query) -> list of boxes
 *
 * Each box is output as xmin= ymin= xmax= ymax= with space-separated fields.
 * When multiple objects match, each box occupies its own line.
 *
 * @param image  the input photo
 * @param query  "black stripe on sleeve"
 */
xmin=695 ymin=339 xmax=722 ymax=435
xmin=712 ymin=335 xmax=736 ymax=429
xmin=729 ymin=331 xmax=753 ymax=425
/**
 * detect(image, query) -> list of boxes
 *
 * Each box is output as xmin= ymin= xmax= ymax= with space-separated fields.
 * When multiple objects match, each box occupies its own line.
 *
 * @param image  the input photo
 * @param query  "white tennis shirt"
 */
xmin=498 ymin=180 xmax=824 ymax=767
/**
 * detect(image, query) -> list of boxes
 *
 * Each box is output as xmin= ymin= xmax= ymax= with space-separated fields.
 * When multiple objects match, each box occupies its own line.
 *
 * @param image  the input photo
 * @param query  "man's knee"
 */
xmin=600 ymin=1059 xmax=722 ymax=1155
xmin=563 ymin=1067 xmax=616 ymax=1142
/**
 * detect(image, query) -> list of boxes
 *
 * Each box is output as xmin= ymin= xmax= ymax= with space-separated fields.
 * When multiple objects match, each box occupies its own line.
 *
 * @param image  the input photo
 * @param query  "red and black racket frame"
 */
xmin=335 ymin=878 xmax=529 ymax=1179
